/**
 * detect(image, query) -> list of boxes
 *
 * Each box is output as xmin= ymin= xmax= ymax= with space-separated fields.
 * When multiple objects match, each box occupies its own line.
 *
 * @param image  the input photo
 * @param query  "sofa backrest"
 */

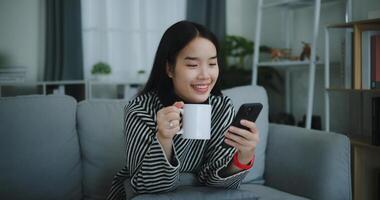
xmin=0 ymin=95 xmax=82 ymax=200
xmin=76 ymin=85 xmax=269 ymax=198
xmin=223 ymin=85 xmax=269 ymax=184
xmin=77 ymin=99 xmax=128 ymax=200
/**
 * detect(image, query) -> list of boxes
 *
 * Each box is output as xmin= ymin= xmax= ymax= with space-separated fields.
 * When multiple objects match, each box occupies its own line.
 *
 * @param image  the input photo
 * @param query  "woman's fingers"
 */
xmin=156 ymin=102 xmax=184 ymax=140
xmin=240 ymin=120 xmax=257 ymax=132
xmin=167 ymin=119 xmax=180 ymax=129
xmin=224 ymin=138 xmax=239 ymax=148
xmin=225 ymin=120 xmax=260 ymax=152
xmin=166 ymin=112 xmax=180 ymax=121
xmin=225 ymin=131 xmax=250 ymax=146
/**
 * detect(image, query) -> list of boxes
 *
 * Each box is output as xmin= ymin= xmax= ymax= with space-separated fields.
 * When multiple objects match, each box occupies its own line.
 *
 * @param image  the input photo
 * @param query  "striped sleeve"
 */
xmin=197 ymin=96 xmax=250 ymax=188
xmin=125 ymin=101 xmax=181 ymax=194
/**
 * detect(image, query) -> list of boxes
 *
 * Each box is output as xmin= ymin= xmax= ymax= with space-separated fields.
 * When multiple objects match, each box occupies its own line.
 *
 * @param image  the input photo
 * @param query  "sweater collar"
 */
xmin=160 ymin=90 xmax=209 ymax=107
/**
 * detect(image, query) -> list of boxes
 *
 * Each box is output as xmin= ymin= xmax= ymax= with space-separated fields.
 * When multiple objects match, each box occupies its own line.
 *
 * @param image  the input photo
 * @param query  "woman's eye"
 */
xmin=186 ymin=64 xmax=198 ymax=67
xmin=209 ymin=63 xmax=217 ymax=66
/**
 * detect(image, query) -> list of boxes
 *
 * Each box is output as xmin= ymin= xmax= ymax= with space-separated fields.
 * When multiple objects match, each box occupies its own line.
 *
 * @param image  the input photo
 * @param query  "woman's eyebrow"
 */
xmin=184 ymin=56 xmax=217 ymax=60
xmin=184 ymin=56 xmax=198 ymax=60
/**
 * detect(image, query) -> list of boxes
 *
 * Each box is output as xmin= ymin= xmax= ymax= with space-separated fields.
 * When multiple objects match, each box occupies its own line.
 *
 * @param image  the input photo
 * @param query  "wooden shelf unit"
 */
xmin=326 ymin=18 xmax=380 ymax=89
xmin=324 ymin=18 xmax=380 ymax=131
xmin=325 ymin=18 xmax=380 ymax=200
xmin=351 ymin=138 xmax=380 ymax=200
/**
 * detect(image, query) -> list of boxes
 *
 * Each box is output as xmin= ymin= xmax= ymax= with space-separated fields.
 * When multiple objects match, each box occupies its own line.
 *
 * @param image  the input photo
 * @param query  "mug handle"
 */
xmin=176 ymin=108 xmax=184 ymax=135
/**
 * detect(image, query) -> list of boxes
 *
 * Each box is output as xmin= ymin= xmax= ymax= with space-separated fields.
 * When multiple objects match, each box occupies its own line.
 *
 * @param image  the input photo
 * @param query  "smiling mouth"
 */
xmin=191 ymin=83 xmax=210 ymax=93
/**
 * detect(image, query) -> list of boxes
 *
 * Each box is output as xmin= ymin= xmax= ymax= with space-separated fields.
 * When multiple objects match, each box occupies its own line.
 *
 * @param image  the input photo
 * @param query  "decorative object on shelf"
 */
xmin=270 ymin=48 xmax=292 ymax=61
xmin=52 ymin=85 xmax=65 ymax=95
xmin=300 ymin=41 xmax=311 ymax=61
xmin=91 ymin=62 xmax=111 ymax=81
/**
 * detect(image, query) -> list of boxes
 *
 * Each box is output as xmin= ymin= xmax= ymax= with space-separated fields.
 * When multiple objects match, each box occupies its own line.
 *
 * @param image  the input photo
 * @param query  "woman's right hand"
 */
xmin=156 ymin=101 xmax=184 ymax=141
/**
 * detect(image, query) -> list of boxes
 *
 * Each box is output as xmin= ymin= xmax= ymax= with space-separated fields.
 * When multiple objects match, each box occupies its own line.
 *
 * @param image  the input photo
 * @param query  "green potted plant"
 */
xmin=220 ymin=35 xmax=282 ymax=92
xmin=91 ymin=62 xmax=111 ymax=81
xmin=221 ymin=35 xmax=256 ymax=89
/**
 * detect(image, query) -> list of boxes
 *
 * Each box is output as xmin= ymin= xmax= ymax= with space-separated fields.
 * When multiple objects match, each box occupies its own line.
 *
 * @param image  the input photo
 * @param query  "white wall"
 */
xmin=352 ymin=0 xmax=380 ymax=20
xmin=0 ymin=0 xmax=44 ymax=82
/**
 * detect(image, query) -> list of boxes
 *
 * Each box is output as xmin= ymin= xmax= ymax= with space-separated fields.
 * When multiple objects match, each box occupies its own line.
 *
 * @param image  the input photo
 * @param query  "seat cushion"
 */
xmin=223 ymin=85 xmax=269 ymax=184
xmin=77 ymin=99 xmax=128 ymax=200
xmin=239 ymin=184 xmax=310 ymax=200
xmin=132 ymin=185 xmax=259 ymax=200
xmin=0 ymin=95 xmax=82 ymax=200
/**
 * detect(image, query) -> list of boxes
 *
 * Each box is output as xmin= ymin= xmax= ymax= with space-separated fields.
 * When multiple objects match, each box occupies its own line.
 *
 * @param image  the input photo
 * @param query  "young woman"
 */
xmin=107 ymin=20 xmax=259 ymax=200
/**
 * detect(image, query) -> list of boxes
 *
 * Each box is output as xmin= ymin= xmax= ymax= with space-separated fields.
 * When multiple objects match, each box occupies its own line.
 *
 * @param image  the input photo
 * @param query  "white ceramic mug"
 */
xmin=177 ymin=104 xmax=211 ymax=140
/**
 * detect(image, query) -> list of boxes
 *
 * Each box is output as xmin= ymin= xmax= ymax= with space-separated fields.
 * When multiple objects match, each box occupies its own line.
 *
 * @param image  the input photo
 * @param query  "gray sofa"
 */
xmin=0 ymin=85 xmax=351 ymax=200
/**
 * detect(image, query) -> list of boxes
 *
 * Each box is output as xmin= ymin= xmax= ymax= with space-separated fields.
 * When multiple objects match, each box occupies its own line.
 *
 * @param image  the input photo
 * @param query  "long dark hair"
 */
xmin=139 ymin=20 xmax=223 ymax=104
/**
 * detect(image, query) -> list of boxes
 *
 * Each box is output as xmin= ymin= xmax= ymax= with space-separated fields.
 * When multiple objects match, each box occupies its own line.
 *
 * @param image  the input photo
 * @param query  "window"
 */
xmin=81 ymin=0 xmax=186 ymax=82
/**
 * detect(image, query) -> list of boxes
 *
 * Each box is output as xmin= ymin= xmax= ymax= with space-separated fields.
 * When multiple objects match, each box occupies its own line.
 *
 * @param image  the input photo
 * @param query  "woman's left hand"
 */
xmin=224 ymin=120 xmax=260 ymax=164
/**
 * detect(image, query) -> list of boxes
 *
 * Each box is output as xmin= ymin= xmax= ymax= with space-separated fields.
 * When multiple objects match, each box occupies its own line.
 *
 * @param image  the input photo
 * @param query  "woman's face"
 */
xmin=167 ymin=37 xmax=219 ymax=103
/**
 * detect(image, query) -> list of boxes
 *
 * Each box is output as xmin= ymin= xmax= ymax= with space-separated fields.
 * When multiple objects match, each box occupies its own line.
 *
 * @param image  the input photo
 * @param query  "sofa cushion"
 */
xmin=132 ymin=185 xmax=259 ymax=200
xmin=77 ymin=99 xmax=128 ymax=200
xmin=0 ymin=95 xmax=82 ymax=200
xmin=265 ymin=124 xmax=351 ymax=200
xmin=223 ymin=85 xmax=269 ymax=184
xmin=239 ymin=184 xmax=310 ymax=200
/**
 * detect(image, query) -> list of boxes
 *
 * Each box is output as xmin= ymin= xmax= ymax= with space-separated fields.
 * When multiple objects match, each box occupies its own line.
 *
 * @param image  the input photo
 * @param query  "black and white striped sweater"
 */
xmin=107 ymin=92 xmax=250 ymax=199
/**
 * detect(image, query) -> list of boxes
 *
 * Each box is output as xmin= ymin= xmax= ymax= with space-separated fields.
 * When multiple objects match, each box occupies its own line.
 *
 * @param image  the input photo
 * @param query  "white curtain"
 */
xmin=81 ymin=0 xmax=186 ymax=82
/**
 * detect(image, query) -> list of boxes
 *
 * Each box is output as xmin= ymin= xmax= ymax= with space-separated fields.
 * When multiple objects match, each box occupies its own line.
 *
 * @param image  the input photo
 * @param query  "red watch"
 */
xmin=232 ymin=152 xmax=254 ymax=170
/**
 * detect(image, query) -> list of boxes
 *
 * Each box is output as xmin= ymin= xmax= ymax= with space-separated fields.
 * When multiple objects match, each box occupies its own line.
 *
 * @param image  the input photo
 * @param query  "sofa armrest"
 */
xmin=264 ymin=123 xmax=351 ymax=200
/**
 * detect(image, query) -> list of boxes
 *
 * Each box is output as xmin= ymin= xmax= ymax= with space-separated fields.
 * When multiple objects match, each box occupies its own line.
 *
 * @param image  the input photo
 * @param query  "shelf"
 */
xmin=0 ymin=80 xmax=86 ymax=86
xmin=326 ymin=88 xmax=380 ymax=93
xmin=253 ymin=0 xmax=323 ymax=129
xmin=258 ymin=60 xmax=323 ymax=66
xmin=263 ymin=0 xmax=313 ymax=9
xmin=326 ymin=18 xmax=380 ymax=90
xmin=327 ymin=18 xmax=380 ymax=29
xmin=0 ymin=80 xmax=142 ymax=101
xmin=258 ymin=61 xmax=325 ymax=70
xmin=89 ymin=80 xmax=143 ymax=86
xmin=351 ymin=137 xmax=380 ymax=150
xmin=262 ymin=0 xmax=336 ymax=9
xmin=42 ymin=80 xmax=86 ymax=85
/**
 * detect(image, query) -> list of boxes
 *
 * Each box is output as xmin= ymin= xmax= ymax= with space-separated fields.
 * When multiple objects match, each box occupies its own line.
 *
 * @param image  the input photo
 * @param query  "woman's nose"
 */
xmin=197 ymin=65 xmax=210 ymax=79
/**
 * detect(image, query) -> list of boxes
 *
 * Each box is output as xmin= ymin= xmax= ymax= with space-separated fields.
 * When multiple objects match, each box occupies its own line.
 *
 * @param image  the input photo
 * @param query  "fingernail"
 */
xmin=174 ymin=102 xmax=183 ymax=108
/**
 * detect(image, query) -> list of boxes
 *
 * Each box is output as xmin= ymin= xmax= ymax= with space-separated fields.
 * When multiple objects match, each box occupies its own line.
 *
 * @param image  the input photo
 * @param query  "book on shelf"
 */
xmin=362 ymin=31 xmax=380 ymax=89
xmin=371 ymin=35 xmax=380 ymax=89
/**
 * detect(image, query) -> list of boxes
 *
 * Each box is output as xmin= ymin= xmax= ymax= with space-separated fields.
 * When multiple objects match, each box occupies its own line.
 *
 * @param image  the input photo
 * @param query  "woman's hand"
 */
xmin=224 ymin=120 xmax=259 ymax=164
xmin=156 ymin=101 xmax=184 ymax=142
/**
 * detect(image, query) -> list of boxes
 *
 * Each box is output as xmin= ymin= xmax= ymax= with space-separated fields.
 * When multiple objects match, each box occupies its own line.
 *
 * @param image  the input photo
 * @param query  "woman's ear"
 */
xmin=166 ymin=63 xmax=174 ymax=78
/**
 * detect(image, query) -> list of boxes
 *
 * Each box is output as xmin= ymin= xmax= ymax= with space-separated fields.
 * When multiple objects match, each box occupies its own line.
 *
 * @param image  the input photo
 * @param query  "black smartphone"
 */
xmin=222 ymin=103 xmax=263 ymax=148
